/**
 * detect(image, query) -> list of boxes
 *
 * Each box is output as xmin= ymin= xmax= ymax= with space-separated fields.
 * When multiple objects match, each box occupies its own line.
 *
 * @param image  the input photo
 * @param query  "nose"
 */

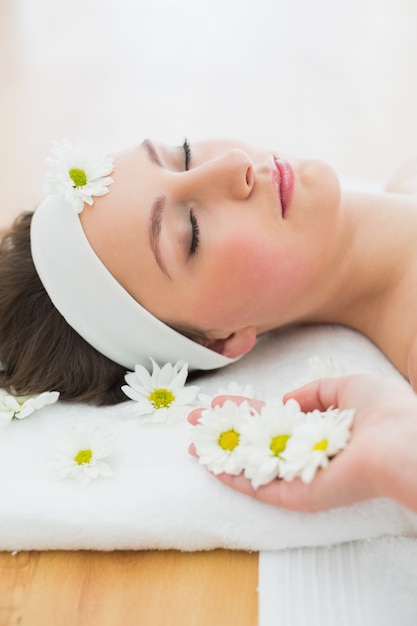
xmin=180 ymin=148 xmax=254 ymax=201
xmin=217 ymin=148 xmax=254 ymax=200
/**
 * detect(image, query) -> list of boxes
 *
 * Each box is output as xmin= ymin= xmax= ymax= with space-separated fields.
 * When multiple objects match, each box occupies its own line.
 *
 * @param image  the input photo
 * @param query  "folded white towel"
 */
xmin=1 ymin=324 xmax=416 ymax=551
xmin=259 ymin=537 xmax=417 ymax=626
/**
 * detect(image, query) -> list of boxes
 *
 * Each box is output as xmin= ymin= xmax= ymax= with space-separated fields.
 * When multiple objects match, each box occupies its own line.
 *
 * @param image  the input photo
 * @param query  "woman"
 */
xmin=1 ymin=137 xmax=417 ymax=404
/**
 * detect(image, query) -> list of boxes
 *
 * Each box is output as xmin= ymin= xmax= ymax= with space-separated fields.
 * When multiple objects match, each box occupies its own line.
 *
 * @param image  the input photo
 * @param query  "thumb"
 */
xmin=283 ymin=377 xmax=350 ymax=412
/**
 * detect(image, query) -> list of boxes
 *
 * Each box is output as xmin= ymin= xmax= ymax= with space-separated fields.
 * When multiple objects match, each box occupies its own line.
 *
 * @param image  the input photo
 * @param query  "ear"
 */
xmin=205 ymin=326 xmax=257 ymax=359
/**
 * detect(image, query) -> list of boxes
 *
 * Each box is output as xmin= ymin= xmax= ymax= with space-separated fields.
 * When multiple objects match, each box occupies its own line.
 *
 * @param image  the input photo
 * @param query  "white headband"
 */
xmin=30 ymin=195 xmax=238 ymax=372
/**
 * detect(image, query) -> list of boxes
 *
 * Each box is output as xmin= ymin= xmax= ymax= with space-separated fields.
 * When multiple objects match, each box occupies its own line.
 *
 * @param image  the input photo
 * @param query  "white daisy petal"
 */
xmin=28 ymin=391 xmax=60 ymax=411
xmin=121 ymin=358 xmax=200 ymax=424
xmin=0 ymin=392 xmax=16 ymax=426
xmin=133 ymin=363 xmax=155 ymax=390
xmin=170 ymin=363 xmax=189 ymax=388
xmin=0 ymin=389 xmax=59 ymax=424
xmin=157 ymin=361 xmax=175 ymax=387
xmin=120 ymin=384 xmax=143 ymax=403
xmin=238 ymin=398 xmax=306 ymax=488
xmin=190 ymin=392 xmax=355 ymax=488
xmin=50 ymin=424 xmax=115 ymax=484
xmin=280 ymin=408 xmax=354 ymax=484
xmin=13 ymin=404 xmax=35 ymax=419
xmin=195 ymin=393 xmax=214 ymax=410
xmin=217 ymin=381 xmax=256 ymax=398
xmin=191 ymin=400 xmax=253 ymax=475
xmin=45 ymin=139 xmax=114 ymax=213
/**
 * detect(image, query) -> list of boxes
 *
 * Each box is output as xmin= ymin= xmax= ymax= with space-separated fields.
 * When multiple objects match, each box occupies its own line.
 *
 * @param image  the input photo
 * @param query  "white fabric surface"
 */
xmin=1 ymin=324 xmax=417 ymax=552
xmin=259 ymin=537 xmax=417 ymax=626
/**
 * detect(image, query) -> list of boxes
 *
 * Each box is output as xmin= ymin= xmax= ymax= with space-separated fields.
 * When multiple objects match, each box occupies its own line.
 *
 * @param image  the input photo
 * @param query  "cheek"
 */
xmin=217 ymin=236 xmax=307 ymax=294
xmin=194 ymin=236 xmax=319 ymax=330
xmin=190 ymin=237 xmax=280 ymax=326
xmin=214 ymin=236 xmax=271 ymax=287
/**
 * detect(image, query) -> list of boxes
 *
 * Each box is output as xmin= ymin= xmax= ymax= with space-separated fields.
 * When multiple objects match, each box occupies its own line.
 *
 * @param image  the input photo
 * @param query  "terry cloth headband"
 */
xmin=30 ymin=195 xmax=238 ymax=371
xmin=31 ymin=196 xmax=234 ymax=370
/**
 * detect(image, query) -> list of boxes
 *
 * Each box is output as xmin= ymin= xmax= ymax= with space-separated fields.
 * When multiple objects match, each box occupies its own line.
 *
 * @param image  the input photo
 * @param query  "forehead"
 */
xmin=79 ymin=143 xmax=160 ymax=295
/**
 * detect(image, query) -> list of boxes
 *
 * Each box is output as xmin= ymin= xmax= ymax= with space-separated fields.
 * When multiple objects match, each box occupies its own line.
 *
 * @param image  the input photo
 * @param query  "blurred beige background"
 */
xmin=1 ymin=0 xmax=417 ymax=227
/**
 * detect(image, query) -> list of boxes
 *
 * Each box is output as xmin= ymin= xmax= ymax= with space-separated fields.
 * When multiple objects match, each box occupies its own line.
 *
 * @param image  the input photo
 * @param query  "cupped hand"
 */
xmin=188 ymin=375 xmax=417 ymax=513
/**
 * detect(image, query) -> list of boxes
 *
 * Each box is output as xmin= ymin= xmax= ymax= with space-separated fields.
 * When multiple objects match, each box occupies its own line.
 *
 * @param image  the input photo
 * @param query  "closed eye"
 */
xmin=189 ymin=210 xmax=200 ymax=256
xmin=183 ymin=138 xmax=192 ymax=171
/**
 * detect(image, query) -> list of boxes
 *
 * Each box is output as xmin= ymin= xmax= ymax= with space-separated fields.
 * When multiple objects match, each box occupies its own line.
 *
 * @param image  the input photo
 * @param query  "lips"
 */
xmin=272 ymin=157 xmax=294 ymax=217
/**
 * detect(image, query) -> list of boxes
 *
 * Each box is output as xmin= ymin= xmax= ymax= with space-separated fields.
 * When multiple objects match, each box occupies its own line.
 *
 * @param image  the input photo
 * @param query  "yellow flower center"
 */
xmin=313 ymin=439 xmax=328 ymax=451
xmin=74 ymin=449 xmax=93 ymax=465
xmin=69 ymin=167 xmax=88 ymax=187
xmin=148 ymin=388 xmax=175 ymax=409
xmin=218 ymin=429 xmax=240 ymax=451
xmin=270 ymin=434 xmax=290 ymax=457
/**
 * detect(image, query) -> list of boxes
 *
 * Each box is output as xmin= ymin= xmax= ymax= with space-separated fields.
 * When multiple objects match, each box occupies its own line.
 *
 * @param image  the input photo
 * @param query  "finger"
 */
xmin=213 ymin=471 xmax=326 ymax=512
xmin=214 ymin=470 xmax=342 ymax=513
xmin=213 ymin=446 xmax=368 ymax=512
xmin=212 ymin=395 xmax=265 ymax=413
xmin=283 ymin=377 xmax=350 ymax=412
xmin=188 ymin=395 xmax=265 ymax=425
xmin=187 ymin=408 xmax=204 ymax=425
xmin=286 ymin=373 xmax=413 ymax=415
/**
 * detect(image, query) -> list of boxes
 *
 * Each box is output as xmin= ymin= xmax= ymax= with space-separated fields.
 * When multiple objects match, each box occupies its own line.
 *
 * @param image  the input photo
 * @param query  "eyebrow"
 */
xmin=149 ymin=195 xmax=170 ymax=278
xmin=143 ymin=140 xmax=171 ymax=278
xmin=142 ymin=138 xmax=164 ymax=168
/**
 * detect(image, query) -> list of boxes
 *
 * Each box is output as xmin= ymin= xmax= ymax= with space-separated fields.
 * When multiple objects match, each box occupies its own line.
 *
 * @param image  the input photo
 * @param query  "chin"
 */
xmin=298 ymin=158 xmax=341 ymax=209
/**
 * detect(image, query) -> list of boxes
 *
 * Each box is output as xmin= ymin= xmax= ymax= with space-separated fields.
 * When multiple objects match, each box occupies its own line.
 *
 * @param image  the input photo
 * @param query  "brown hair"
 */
xmin=0 ymin=212 xmax=127 ymax=405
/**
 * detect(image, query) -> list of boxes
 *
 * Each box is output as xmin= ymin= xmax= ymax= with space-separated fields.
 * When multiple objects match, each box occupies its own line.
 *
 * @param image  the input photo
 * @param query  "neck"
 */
xmin=316 ymin=189 xmax=417 ymax=323
xmin=287 ymin=188 xmax=417 ymax=378
xmin=255 ymin=182 xmax=417 ymax=379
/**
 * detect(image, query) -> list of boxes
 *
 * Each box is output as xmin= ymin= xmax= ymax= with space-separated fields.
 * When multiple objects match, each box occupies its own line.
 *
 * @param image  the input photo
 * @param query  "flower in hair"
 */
xmin=50 ymin=424 xmax=114 ymax=485
xmin=45 ymin=139 xmax=114 ymax=213
xmin=0 ymin=389 xmax=60 ymax=426
xmin=121 ymin=358 xmax=200 ymax=424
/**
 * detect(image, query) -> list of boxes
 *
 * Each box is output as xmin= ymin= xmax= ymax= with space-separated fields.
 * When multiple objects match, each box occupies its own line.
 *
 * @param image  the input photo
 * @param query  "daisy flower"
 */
xmin=238 ymin=398 xmax=306 ymax=488
xmin=0 ymin=389 xmax=59 ymax=426
xmin=191 ymin=400 xmax=253 ymax=475
xmin=216 ymin=381 xmax=256 ymax=398
xmin=280 ymin=407 xmax=354 ymax=484
xmin=0 ymin=393 xmax=17 ymax=426
xmin=121 ymin=358 xmax=200 ymax=423
xmin=50 ymin=424 xmax=114 ymax=485
xmin=45 ymin=138 xmax=114 ymax=213
xmin=197 ymin=381 xmax=256 ymax=410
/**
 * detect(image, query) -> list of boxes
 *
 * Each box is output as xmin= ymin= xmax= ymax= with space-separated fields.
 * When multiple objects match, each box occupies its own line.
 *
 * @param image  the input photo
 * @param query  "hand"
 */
xmin=188 ymin=375 xmax=417 ymax=513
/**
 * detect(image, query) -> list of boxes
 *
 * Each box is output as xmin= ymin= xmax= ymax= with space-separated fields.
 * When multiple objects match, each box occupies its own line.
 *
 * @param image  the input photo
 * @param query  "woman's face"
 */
xmin=80 ymin=138 xmax=342 ymax=357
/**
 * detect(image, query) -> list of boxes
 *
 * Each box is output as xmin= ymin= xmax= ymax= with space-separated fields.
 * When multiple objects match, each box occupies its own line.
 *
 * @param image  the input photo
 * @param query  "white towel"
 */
xmin=259 ymin=537 xmax=417 ymax=626
xmin=1 ymin=324 xmax=416 ymax=551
